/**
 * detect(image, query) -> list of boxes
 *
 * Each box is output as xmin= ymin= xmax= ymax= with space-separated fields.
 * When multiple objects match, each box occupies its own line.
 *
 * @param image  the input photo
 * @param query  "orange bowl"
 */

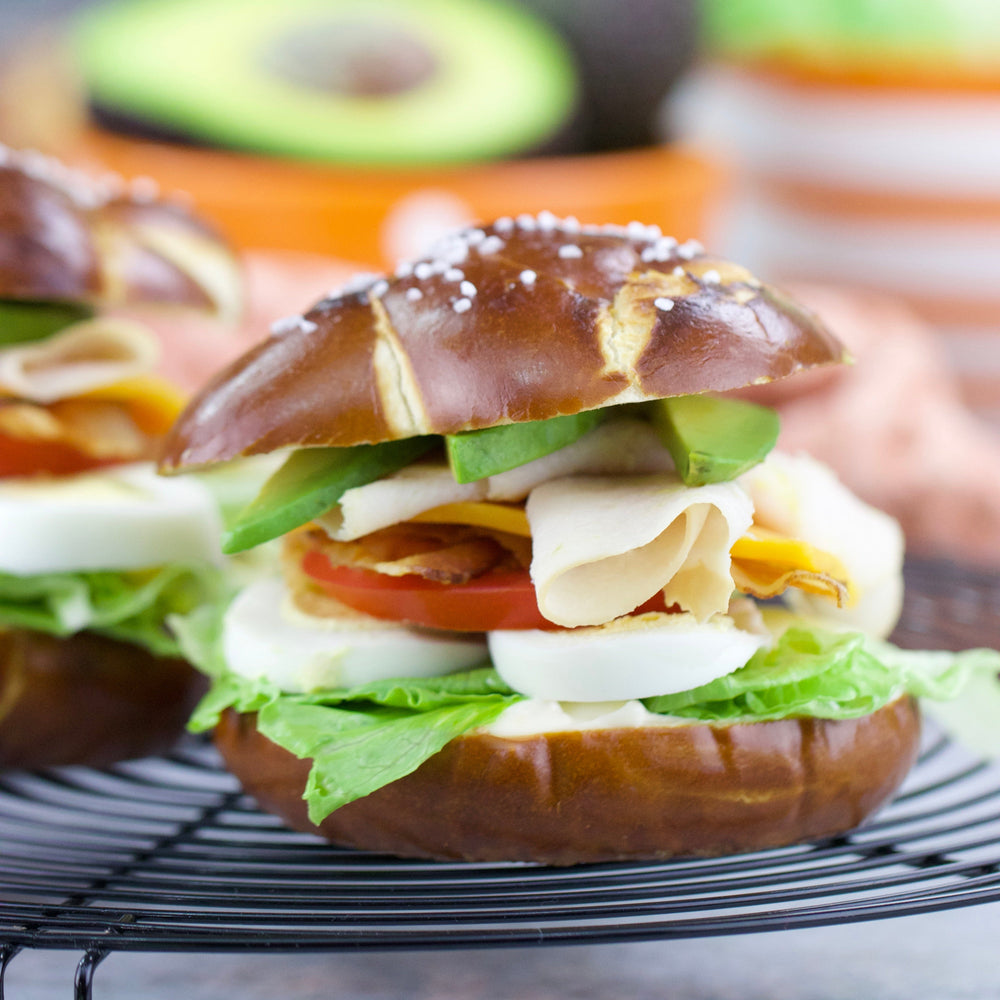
xmin=64 ymin=127 xmax=721 ymax=267
xmin=0 ymin=34 xmax=721 ymax=268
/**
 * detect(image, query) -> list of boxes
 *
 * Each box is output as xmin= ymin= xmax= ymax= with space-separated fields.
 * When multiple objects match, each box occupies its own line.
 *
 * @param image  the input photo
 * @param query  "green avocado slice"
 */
xmin=649 ymin=395 xmax=779 ymax=487
xmin=446 ymin=410 xmax=604 ymax=484
xmin=0 ymin=300 xmax=95 ymax=346
xmin=222 ymin=437 xmax=437 ymax=554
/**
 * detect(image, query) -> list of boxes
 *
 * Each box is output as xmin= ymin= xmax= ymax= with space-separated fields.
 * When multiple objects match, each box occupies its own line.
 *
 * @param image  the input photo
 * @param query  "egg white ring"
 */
xmin=223 ymin=577 xmax=488 ymax=694
xmin=488 ymin=613 xmax=769 ymax=702
xmin=0 ymin=463 xmax=223 ymax=575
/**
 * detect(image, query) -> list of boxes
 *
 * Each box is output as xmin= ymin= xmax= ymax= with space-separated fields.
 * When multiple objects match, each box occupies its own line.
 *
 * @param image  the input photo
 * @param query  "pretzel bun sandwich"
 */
xmin=162 ymin=213 xmax=992 ymax=864
xmin=0 ymin=146 xmax=239 ymax=768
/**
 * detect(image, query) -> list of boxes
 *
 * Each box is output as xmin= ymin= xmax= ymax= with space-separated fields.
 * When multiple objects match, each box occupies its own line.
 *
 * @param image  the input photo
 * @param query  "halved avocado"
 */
xmin=75 ymin=0 xmax=579 ymax=165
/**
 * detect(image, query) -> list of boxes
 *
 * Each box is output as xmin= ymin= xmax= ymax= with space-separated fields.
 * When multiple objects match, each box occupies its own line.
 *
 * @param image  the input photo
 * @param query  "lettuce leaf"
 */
xmin=0 ymin=562 xmax=224 ymax=657
xmin=269 ymin=695 xmax=514 ymax=824
xmin=175 ymin=603 xmax=1000 ymax=824
xmin=922 ymin=663 xmax=1000 ymax=760
xmin=174 ymin=602 xmax=518 ymax=821
xmin=643 ymin=628 xmax=997 ymax=721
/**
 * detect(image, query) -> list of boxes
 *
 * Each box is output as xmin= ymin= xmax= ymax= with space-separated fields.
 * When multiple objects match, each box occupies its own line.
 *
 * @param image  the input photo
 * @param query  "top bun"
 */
xmin=0 ymin=145 xmax=240 ymax=318
xmin=161 ymin=214 xmax=847 ymax=471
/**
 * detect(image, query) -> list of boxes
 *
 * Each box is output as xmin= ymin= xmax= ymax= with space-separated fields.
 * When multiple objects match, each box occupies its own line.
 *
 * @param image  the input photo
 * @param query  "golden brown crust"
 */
xmin=215 ymin=697 xmax=920 ymax=864
xmin=0 ymin=149 xmax=240 ymax=315
xmin=0 ymin=628 xmax=206 ymax=769
xmin=160 ymin=220 xmax=847 ymax=471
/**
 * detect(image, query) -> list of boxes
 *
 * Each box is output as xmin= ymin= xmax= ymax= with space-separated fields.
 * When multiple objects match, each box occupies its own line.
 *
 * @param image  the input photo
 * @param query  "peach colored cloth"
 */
xmin=136 ymin=249 xmax=356 ymax=394
xmin=750 ymin=285 xmax=1000 ymax=568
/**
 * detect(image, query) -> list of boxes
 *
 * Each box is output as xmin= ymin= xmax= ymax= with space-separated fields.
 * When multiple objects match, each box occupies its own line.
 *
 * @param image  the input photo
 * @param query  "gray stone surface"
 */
xmin=4 ymin=902 xmax=999 ymax=999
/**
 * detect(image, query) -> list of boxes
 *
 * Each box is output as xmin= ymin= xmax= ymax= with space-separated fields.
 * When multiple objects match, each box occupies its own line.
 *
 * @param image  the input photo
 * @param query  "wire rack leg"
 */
xmin=75 ymin=950 xmax=108 ymax=1000
xmin=0 ymin=945 xmax=22 ymax=1000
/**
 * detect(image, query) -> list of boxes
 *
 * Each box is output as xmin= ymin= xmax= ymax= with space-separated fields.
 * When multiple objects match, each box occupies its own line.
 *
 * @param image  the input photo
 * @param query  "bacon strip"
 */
xmin=288 ymin=523 xmax=530 ymax=586
xmin=0 ymin=398 xmax=152 ymax=460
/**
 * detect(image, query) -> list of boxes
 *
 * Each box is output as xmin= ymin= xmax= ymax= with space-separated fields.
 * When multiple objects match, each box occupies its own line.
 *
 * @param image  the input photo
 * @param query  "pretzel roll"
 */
xmin=0 ymin=627 xmax=206 ymax=769
xmin=0 ymin=159 xmax=100 ymax=302
xmin=0 ymin=145 xmax=240 ymax=317
xmin=215 ymin=697 xmax=921 ymax=864
xmin=161 ymin=220 xmax=846 ymax=470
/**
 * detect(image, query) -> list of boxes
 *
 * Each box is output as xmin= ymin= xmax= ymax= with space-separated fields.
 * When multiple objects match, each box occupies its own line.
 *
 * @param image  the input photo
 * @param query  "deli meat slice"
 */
xmin=527 ymin=474 xmax=753 ymax=627
xmin=0 ymin=317 xmax=159 ymax=403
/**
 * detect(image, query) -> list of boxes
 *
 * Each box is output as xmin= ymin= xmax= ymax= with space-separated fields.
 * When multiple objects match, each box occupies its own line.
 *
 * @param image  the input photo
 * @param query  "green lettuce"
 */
xmin=175 ymin=603 xmax=518 ymax=822
xmin=0 ymin=562 xmax=224 ymax=658
xmin=642 ymin=627 xmax=993 ymax=721
xmin=175 ymin=604 xmax=1000 ymax=825
xmin=176 ymin=609 xmax=515 ymax=821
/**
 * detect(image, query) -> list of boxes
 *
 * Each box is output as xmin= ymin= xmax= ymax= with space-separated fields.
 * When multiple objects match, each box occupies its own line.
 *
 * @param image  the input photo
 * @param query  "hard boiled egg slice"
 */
xmin=0 ymin=462 xmax=222 ymax=575
xmin=488 ymin=612 xmax=768 ymax=702
xmin=223 ymin=577 xmax=488 ymax=694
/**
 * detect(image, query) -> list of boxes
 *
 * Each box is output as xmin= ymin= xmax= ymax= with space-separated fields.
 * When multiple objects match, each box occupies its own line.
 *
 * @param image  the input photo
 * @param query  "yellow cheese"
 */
xmin=80 ymin=375 xmax=187 ymax=435
xmin=410 ymin=501 xmax=531 ymax=536
xmin=731 ymin=526 xmax=856 ymax=607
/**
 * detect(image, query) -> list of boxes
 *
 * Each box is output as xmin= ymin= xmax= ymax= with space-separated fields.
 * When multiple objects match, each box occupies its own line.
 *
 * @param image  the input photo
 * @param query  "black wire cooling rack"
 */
xmin=1 ymin=559 xmax=1000 ymax=999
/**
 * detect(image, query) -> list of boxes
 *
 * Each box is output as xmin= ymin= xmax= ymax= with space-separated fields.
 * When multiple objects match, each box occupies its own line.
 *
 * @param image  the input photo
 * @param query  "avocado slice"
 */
xmin=75 ymin=0 xmax=578 ymax=165
xmin=0 ymin=300 xmax=95 ymax=346
xmin=650 ymin=395 xmax=779 ymax=487
xmin=223 ymin=436 xmax=436 ymax=554
xmin=446 ymin=410 xmax=604 ymax=484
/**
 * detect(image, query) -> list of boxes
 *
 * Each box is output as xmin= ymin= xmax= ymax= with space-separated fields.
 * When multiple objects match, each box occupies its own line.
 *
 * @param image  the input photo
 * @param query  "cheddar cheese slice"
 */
xmin=731 ymin=526 xmax=854 ymax=607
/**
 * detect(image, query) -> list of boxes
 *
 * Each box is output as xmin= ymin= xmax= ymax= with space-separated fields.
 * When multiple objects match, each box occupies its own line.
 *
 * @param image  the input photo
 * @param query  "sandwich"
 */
xmin=0 ymin=146 xmax=240 ymax=768
xmin=161 ymin=214 xmax=993 ymax=863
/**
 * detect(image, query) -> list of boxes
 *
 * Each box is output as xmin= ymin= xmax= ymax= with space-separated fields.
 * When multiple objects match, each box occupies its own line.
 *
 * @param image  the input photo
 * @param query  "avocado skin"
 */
xmin=650 ymin=395 xmax=779 ymax=487
xmin=522 ymin=0 xmax=700 ymax=150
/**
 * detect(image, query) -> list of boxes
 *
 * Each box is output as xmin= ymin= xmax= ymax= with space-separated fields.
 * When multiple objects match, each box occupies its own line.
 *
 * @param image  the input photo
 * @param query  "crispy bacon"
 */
xmin=287 ymin=522 xmax=531 ymax=586
xmin=0 ymin=398 xmax=153 ymax=460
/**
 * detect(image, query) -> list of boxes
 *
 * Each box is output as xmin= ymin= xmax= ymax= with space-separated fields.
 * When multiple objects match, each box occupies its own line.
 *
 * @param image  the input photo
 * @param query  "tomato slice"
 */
xmin=301 ymin=551 xmax=670 ymax=632
xmin=0 ymin=432 xmax=116 ymax=477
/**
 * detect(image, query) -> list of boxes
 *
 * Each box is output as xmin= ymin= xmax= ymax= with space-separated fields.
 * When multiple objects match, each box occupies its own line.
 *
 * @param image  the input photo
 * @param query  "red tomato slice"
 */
xmin=301 ymin=551 xmax=670 ymax=632
xmin=0 ymin=433 xmax=116 ymax=477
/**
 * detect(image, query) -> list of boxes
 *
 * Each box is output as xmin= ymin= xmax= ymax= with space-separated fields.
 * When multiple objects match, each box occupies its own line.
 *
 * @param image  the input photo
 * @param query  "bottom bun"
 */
xmin=0 ymin=628 xmax=206 ymax=769
xmin=214 ymin=698 xmax=921 ymax=865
